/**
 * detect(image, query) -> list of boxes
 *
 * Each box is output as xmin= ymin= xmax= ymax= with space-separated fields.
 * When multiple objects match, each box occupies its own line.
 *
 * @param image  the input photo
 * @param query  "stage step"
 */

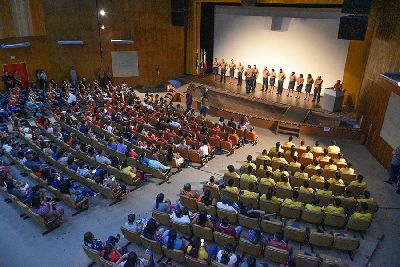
xmin=276 ymin=121 xmax=301 ymax=137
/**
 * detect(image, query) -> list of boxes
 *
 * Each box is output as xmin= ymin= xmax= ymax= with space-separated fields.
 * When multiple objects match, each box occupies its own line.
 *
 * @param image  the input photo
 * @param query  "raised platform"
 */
xmin=174 ymin=75 xmax=362 ymax=140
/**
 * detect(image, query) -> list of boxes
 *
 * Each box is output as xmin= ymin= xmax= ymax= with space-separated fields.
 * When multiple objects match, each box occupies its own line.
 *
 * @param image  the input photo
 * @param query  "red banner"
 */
xmin=3 ymin=62 xmax=28 ymax=88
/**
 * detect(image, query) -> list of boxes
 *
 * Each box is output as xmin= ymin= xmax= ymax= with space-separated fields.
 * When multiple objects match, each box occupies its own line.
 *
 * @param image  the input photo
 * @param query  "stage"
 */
xmin=174 ymin=74 xmax=361 ymax=139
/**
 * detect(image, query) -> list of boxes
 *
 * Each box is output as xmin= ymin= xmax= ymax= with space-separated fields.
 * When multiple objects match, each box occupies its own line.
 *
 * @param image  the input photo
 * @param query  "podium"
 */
xmin=322 ymin=88 xmax=344 ymax=112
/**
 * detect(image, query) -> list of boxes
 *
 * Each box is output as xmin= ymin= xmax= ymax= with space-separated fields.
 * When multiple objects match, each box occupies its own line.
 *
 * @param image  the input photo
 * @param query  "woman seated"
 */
xmin=141 ymin=218 xmax=162 ymax=241
xmin=152 ymin=193 xmax=171 ymax=213
xmin=169 ymin=208 xmax=190 ymax=224
xmin=267 ymin=231 xmax=289 ymax=251
xmin=31 ymin=196 xmax=64 ymax=224
xmin=214 ymin=217 xmax=242 ymax=238
xmin=141 ymin=153 xmax=171 ymax=173
xmin=200 ymin=190 xmax=213 ymax=206
xmin=101 ymin=244 xmax=123 ymax=263
xmin=217 ymin=243 xmax=238 ymax=267
xmin=117 ymin=251 xmax=152 ymax=267
xmin=162 ymin=229 xmax=184 ymax=250
xmin=191 ymin=210 xmax=213 ymax=229
xmin=187 ymin=237 xmax=209 ymax=261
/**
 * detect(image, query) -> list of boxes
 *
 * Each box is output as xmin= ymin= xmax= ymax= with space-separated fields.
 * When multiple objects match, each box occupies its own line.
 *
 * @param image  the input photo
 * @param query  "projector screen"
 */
xmin=213 ymin=7 xmax=350 ymax=94
xmin=380 ymin=92 xmax=400 ymax=149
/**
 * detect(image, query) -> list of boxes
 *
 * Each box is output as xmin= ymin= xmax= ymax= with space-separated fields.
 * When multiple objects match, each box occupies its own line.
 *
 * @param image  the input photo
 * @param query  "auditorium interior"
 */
xmin=0 ymin=0 xmax=400 ymax=266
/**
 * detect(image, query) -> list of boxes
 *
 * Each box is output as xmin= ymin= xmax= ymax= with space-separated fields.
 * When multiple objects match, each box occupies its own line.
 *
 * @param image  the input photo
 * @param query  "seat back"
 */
xmin=203 ymin=184 xmax=220 ymax=200
xmin=290 ymin=176 xmax=307 ymax=188
xmin=258 ymin=183 xmax=274 ymax=195
xmin=238 ymin=238 xmax=262 ymax=257
xmin=295 ymin=252 xmax=320 ymax=267
xmin=309 ymin=231 xmax=334 ymax=248
xmin=82 ymin=245 xmax=101 ymax=263
xmin=185 ymin=255 xmax=209 ymax=267
xmin=356 ymin=201 xmax=378 ymax=213
xmin=297 ymin=191 xmax=314 ymax=204
xmin=260 ymin=199 xmax=281 ymax=214
xmin=341 ymin=173 xmax=356 ymax=183
xmin=172 ymin=221 xmax=192 ymax=236
xmin=100 ymin=257 xmax=116 ymax=267
xmin=284 ymin=226 xmax=306 ymax=243
xmin=240 ymin=179 xmax=257 ymax=191
xmin=220 ymin=140 xmax=233 ymax=153
xmin=322 ymin=169 xmax=337 ymax=179
xmin=271 ymin=161 xmax=284 ymax=170
xmin=333 ymin=235 xmax=360 ymax=252
xmin=180 ymin=194 xmax=198 ymax=210
xmin=306 ymin=168 xmax=318 ymax=177
xmin=288 ymin=165 xmax=301 ymax=175
xmin=280 ymin=205 xmax=302 ymax=219
xmin=211 ymin=261 xmax=230 ymax=267
xmin=152 ymin=210 xmax=172 ymax=227
xmin=320 ymin=256 xmax=347 ymax=267
xmin=189 ymin=150 xmax=205 ymax=164
xmin=220 ymin=189 xmax=239 ymax=203
xmin=213 ymin=231 xmax=237 ymax=247
xmin=176 ymin=147 xmax=189 ymax=160
xmin=209 ymin=137 xmax=221 ymax=149
xmin=265 ymin=246 xmax=289 ymax=264
xmin=346 ymin=217 xmax=371 ymax=232
xmin=347 ymin=185 xmax=365 ymax=197
xmin=309 ymin=180 xmax=324 ymax=190
xmin=197 ymin=202 xmax=217 ymax=217
xmin=301 ymin=209 xmax=323 ymax=224
xmin=331 ymin=184 xmax=345 ymax=196
xmin=223 ymin=174 xmax=240 ymax=187
xmin=192 ymin=224 xmax=214 ymax=241
xmin=238 ymin=214 xmax=258 ymax=229
xmin=316 ymin=194 xmax=334 ymax=207
xmin=323 ymin=213 xmax=346 ymax=228
xmin=340 ymin=198 xmax=357 ymax=213
xmin=120 ymin=226 xmax=142 ymax=245
xmin=261 ymin=219 xmax=283 ymax=234
xmin=162 ymin=246 xmax=186 ymax=263
xmin=140 ymin=235 xmax=163 ymax=255
xmin=299 ymin=157 xmax=313 ymax=166
xmin=240 ymin=195 xmax=259 ymax=209
xmin=217 ymin=209 xmax=238 ymax=224
xmin=276 ymin=186 xmax=293 ymax=200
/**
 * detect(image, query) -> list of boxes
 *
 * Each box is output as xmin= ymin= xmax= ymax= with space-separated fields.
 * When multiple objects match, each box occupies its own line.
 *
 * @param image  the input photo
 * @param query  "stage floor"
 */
xmin=182 ymin=74 xmax=324 ymax=110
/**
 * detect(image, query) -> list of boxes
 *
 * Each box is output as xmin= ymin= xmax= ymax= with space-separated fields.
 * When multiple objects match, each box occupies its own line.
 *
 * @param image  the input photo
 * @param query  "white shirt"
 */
xmin=217 ymin=250 xmax=237 ymax=266
xmin=2 ymin=144 xmax=12 ymax=153
xmin=216 ymin=202 xmax=237 ymax=213
xmin=106 ymin=125 xmax=113 ymax=133
xmin=169 ymin=212 xmax=190 ymax=224
xmin=67 ymin=94 xmax=77 ymax=104
xmin=169 ymin=121 xmax=181 ymax=129
xmin=199 ymin=145 xmax=209 ymax=157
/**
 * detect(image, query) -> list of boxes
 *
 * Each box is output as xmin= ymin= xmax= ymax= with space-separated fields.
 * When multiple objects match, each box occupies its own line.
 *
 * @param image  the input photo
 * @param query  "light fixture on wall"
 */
xmin=381 ymin=73 xmax=400 ymax=87
xmin=111 ymin=39 xmax=134 ymax=45
xmin=1 ymin=42 xmax=31 ymax=48
xmin=100 ymin=25 xmax=105 ymax=30
xmin=99 ymin=9 xmax=106 ymax=16
xmin=57 ymin=40 xmax=84 ymax=45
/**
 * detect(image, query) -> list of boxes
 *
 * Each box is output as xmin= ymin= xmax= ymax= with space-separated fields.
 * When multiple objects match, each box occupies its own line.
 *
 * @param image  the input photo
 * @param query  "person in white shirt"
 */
xmin=198 ymin=142 xmax=209 ymax=157
xmin=96 ymin=150 xmax=112 ymax=165
xmin=169 ymin=208 xmax=190 ymax=224
xmin=67 ymin=92 xmax=77 ymax=105
xmin=2 ymin=143 xmax=12 ymax=153
xmin=217 ymin=243 xmax=237 ymax=267
xmin=216 ymin=196 xmax=237 ymax=213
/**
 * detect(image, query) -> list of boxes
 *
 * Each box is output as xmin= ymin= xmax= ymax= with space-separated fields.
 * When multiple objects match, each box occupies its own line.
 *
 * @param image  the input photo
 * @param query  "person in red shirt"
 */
xmin=214 ymin=217 xmax=239 ymax=237
xmin=101 ymin=244 xmax=122 ymax=263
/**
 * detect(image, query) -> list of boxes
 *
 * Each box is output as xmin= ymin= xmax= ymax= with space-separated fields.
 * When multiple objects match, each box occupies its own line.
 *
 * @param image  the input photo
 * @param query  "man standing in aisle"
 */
xmin=251 ymin=65 xmax=259 ymax=91
xmin=237 ymin=62 xmax=244 ymax=86
xmin=277 ymin=69 xmax=286 ymax=95
xmin=213 ymin=58 xmax=219 ymax=81
xmin=312 ymin=76 xmax=323 ymax=103
xmin=228 ymin=59 xmax=236 ymax=85
xmin=220 ymin=59 xmax=227 ymax=83
xmin=262 ymin=66 xmax=269 ymax=91
xmin=244 ymin=65 xmax=253 ymax=93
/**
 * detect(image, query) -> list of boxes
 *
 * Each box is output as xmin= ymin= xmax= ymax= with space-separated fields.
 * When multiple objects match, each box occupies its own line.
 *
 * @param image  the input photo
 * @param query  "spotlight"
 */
xmin=99 ymin=9 xmax=106 ymax=16
xmin=101 ymin=25 xmax=105 ymax=30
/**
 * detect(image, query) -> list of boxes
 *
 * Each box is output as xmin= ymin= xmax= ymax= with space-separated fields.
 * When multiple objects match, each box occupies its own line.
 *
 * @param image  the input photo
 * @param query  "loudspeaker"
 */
xmin=171 ymin=0 xmax=186 ymax=10
xmin=171 ymin=11 xmax=187 ymax=26
xmin=242 ymin=0 xmax=257 ymax=7
xmin=342 ymin=0 xmax=372 ymax=15
xmin=338 ymin=15 xmax=368 ymax=40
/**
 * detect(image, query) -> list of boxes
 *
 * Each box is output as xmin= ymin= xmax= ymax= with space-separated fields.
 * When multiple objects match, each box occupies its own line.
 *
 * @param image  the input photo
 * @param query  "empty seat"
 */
xmin=261 ymin=219 xmax=283 ymax=234
xmin=152 ymin=210 xmax=172 ymax=227
xmin=238 ymin=214 xmax=258 ymax=229
xmin=213 ymin=231 xmax=237 ymax=247
xmin=217 ymin=209 xmax=238 ymax=224
xmin=280 ymin=205 xmax=302 ymax=219
xmin=162 ymin=246 xmax=186 ymax=263
xmin=192 ymin=224 xmax=214 ymax=241
xmin=265 ymin=246 xmax=289 ymax=264
xmin=120 ymin=226 xmax=142 ymax=245
xmin=302 ymin=209 xmax=323 ymax=224
xmin=284 ymin=225 xmax=306 ymax=243
xmin=324 ymin=213 xmax=347 ymax=228
xmin=309 ymin=230 xmax=334 ymax=248
xmin=180 ymin=195 xmax=198 ymax=210
xmin=238 ymin=238 xmax=262 ymax=257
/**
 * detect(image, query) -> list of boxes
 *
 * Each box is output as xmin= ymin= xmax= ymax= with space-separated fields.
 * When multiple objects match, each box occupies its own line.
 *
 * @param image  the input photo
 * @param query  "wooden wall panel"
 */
xmin=0 ymin=36 xmax=50 ymax=83
xmin=357 ymin=0 xmax=400 ymax=168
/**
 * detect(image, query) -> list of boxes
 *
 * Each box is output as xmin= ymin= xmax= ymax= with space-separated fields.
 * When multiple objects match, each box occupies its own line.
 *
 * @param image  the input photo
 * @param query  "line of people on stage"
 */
xmin=212 ymin=58 xmax=324 ymax=103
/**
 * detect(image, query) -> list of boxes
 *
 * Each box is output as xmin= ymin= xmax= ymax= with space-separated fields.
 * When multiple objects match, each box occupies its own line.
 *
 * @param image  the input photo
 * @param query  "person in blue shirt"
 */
xmin=116 ymin=137 xmax=127 ymax=154
xmin=162 ymin=229 xmax=183 ymax=250
xmin=141 ymin=153 xmax=171 ymax=172
xmin=385 ymin=146 xmax=400 ymax=186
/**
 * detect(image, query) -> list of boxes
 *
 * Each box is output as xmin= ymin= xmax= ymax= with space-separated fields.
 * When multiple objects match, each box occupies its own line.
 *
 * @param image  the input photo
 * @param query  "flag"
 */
xmin=200 ymin=49 xmax=204 ymax=71
xmin=203 ymin=50 xmax=208 ymax=71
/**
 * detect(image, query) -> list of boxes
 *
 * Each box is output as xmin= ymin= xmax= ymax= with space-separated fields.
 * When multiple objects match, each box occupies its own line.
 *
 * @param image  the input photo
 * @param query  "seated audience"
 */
xmin=186 ymin=237 xmax=209 ymax=261
xmin=217 ymin=243 xmax=238 ymax=267
xmin=241 ymin=166 xmax=257 ymax=182
xmin=328 ymin=140 xmax=340 ymax=154
xmin=351 ymin=202 xmax=372 ymax=222
xmin=340 ymin=162 xmax=355 ymax=175
xmin=327 ymin=171 xmax=344 ymax=186
xmin=276 ymin=175 xmax=292 ymax=189
xmin=217 ymin=196 xmax=237 ymax=213
xmin=170 ymin=208 xmax=190 ymax=224
xmin=349 ymin=174 xmax=368 ymax=189
xmin=305 ymin=198 xmax=323 ymax=213
xmin=226 ymin=165 xmax=240 ymax=178
xmin=225 ymin=179 xmax=239 ymax=194
xmin=317 ymin=181 xmax=333 ymax=196
xmin=282 ymin=191 xmax=304 ymax=209
xmin=324 ymin=198 xmax=345 ymax=215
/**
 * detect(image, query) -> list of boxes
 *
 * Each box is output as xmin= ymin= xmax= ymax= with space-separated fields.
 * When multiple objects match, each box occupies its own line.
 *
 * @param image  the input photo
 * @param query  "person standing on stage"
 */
xmin=244 ymin=65 xmax=253 ymax=93
xmin=287 ymin=71 xmax=296 ymax=97
xmin=262 ymin=67 xmax=270 ymax=91
xmin=277 ymin=69 xmax=286 ymax=95
xmin=251 ymin=65 xmax=259 ymax=91
xmin=228 ymin=59 xmax=236 ymax=85
xmin=220 ymin=59 xmax=227 ymax=83
xmin=269 ymin=69 xmax=276 ymax=93
xmin=237 ymin=62 xmax=244 ymax=86
xmin=304 ymin=74 xmax=314 ymax=101
xmin=213 ymin=58 xmax=219 ymax=81
xmin=312 ymin=76 xmax=323 ymax=103
xmin=295 ymin=74 xmax=304 ymax=99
